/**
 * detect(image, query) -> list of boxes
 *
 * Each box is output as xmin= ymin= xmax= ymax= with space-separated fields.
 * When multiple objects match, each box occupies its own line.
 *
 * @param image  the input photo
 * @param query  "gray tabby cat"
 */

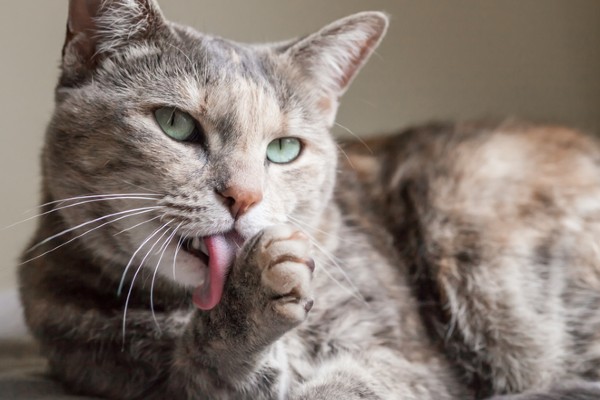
xmin=18 ymin=1 xmax=600 ymax=399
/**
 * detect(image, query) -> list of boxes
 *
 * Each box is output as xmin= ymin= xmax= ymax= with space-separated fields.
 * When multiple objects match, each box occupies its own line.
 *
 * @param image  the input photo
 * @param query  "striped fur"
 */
xmin=18 ymin=1 xmax=600 ymax=399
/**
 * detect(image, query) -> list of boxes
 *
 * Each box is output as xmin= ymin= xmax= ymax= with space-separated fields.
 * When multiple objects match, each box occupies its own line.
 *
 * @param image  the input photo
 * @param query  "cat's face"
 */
xmin=43 ymin=0 xmax=386 ymax=304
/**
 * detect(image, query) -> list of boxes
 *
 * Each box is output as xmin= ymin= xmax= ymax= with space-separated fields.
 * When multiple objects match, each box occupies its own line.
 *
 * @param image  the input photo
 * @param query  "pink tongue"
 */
xmin=192 ymin=234 xmax=237 ymax=310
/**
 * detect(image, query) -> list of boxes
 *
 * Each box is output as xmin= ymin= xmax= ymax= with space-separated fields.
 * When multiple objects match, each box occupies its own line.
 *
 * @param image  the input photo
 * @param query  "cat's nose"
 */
xmin=218 ymin=186 xmax=263 ymax=219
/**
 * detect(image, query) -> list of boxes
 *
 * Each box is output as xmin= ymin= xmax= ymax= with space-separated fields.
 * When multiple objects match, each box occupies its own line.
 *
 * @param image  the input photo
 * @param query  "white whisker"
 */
xmin=154 ymin=223 xmax=178 ymax=256
xmin=139 ymin=227 xmax=173 ymax=290
xmin=287 ymin=220 xmax=368 ymax=306
xmin=121 ymin=223 xmax=171 ymax=344
xmin=120 ymin=180 xmax=163 ymax=195
xmin=6 ymin=195 xmax=160 ymax=230
xmin=32 ymin=192 xmax=161 ymax=211
xmin=20 ymin=207 xmax=161 ymax=265
xmin=172 ymin=234 xmax=185 ymax=281
xmin=117 ymin=220 xmax=170 ymax=296
xmin=288 ymin=214 xmax=360 ymax=246
xmin=312 ymin=238 xmax=368 ymax=306
xmin=335 ymin=122 xmax=373 ymax=154
xmin=151 ymin=222 xmax=182 ymax=329
xmin=336 ymin=142 xmax=356 ymax=170
xmin=114 ymin=215 xmax=163 ymax=236
xmin=317 ymin=261 xmax=367 ymax=304
xmin=28 ymin=206 xmax=163 ymax=253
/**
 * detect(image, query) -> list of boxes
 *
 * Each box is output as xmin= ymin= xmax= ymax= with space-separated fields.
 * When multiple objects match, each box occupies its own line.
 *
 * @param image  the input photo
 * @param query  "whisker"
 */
xmin=20 ymin=208 xmax=161 ymax=265
xmin=28 ymin=206 xmax=163 ymax=253
xmin=288 ymin=214 xmax=361 ymax=246
xmin=138 ymin=227 xmax=174 ymax=290
xmin=335 ymin=142 xmax=356 ymax=170
xmin=33 ymin=192 xmax=161 ymax=210
xmin=312 ymin=239 xmax=368 ymax=306
xmin=119 ymin=180 xmax=163 ymax=195
xmin=151 ymin=222 xmax=182 ymax=329
xmin=172 ymin=234 xmax=185 ymax=281
xmin=6 ymin=195 xmax=160 ymax=230
xmin=114 ymin=215 xmax=163 ymax=236
xmin=335 ymin=122 xmax=373 ymax=154
xmin=315 ymin=258 xmax=367 ymax=305
xmin=287 ymin=220 xmax=368 ymax=306
xmin=117 ymin=220 xmax=171 ymax=296
xmin=121 ymin=223 xmax=171 ymax=344
xmin=154 ymin=223 xmax=178 ymax=256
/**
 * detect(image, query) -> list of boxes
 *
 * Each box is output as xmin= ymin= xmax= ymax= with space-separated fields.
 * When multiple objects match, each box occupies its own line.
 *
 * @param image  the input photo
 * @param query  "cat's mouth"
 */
xmin=179 ymin=231 xmax=245 ymax=311
xmin=183 ymin=237 xmax=210 ymax=265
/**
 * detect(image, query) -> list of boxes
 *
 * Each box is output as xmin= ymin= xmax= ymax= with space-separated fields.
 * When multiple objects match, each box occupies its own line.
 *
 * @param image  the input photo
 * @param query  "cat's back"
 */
xmin=344 ymin=120 xmax=600 ymax=196
xmin=343 ymin=120 xmax=600 ymax=234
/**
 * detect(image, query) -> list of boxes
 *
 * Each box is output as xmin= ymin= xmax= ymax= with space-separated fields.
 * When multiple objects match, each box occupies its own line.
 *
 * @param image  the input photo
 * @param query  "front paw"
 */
xmin=231 ymin=225 xmax=315 ymax=327
xmin=256 ymin=225 xmax=315 ymax=322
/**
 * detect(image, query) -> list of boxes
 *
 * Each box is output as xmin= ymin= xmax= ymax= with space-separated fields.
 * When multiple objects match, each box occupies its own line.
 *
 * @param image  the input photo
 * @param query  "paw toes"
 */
xmin=262 ymin=224 xmax=298 ymax=246
xmin=244 ymin=225 xmax=316 ymax=326
xmin=304 ymin=299 xmax=314 ymax=312
xmin=262 ymin=261 xmax=312 ymax=296
xmin=259 ymin=235 xmax=311 ymax=267
xmin=305 ymin=257 xmax=315 ymax=273
xmin=273 ymin=297 xmax=314 ymax=322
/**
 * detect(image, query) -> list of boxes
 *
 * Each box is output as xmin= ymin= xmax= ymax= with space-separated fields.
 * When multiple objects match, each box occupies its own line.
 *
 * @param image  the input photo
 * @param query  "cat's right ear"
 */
xmin=63 ymin=0 xmax=166 ymax=70
xmin=283 ymin=12 xmax=388 ymax=126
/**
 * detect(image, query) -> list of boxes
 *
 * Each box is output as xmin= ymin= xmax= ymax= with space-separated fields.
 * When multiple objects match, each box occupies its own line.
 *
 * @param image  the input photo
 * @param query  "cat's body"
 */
xmin=18 ymin=1 xmax=600 ymax=399
xmin=341 ymin=122 xmax=600 ymax=398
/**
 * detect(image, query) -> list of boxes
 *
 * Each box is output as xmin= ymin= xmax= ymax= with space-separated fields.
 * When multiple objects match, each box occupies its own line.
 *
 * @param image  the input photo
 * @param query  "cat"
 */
xmin=18 ymin=0 xmax=600 ymax=399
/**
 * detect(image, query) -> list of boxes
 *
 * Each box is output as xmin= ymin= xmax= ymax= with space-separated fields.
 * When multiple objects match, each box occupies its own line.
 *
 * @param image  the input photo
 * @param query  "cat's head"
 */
xmin=43 ymin=0 xmax=387 ymax=308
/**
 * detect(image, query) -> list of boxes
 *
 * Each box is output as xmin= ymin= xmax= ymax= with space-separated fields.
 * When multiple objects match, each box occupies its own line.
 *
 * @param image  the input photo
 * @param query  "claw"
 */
xmin=305 ymin=258 xmax=316 ymax=273
xmin=304 ymin=299 xmax=314 ymax=312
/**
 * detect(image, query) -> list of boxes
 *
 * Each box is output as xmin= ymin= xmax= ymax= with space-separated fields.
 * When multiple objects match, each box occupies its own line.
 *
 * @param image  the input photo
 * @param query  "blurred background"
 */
xmin=1 ymin=0 xmax=599 ymax=291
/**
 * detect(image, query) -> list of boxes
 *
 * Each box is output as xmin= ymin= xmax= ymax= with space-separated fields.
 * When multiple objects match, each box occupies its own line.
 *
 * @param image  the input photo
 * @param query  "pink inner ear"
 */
xmin=63 ymin=0 xmax=102 ymax=62
xmin=286 ymin=12 xmax=388 ymax=98
xmin=67 ymin=0 xmax=101 ymax=36
xmin=338 ymin=34 xmax=383 ymax=91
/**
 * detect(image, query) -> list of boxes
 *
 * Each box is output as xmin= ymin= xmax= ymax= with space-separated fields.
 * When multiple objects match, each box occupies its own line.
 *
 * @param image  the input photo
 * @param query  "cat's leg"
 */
xmin=170 ymin=224 xmax=315 ymax=399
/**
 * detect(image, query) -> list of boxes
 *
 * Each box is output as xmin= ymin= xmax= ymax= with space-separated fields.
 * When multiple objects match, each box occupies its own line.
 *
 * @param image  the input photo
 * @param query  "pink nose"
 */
xmin=219 ymin=185 xmax=263 ymax=219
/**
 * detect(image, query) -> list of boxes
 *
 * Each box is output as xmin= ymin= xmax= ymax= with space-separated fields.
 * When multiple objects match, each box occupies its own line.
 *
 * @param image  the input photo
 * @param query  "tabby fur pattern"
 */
xmin=19 ymin=1 xmax=600 ymax=399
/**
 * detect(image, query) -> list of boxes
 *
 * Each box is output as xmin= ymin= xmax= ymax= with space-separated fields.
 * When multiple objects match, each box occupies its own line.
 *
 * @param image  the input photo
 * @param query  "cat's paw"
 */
xmin=222 ymin=224 xmax=315 ymax=337
xmin=198 ymin=225 xmax=314 ymax=349
xmin=253 ymin=225 xmax=315 ymax=323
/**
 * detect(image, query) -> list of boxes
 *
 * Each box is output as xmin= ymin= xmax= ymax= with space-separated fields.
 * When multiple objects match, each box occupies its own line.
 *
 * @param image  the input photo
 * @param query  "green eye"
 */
xmin=154 ymin=107 xmax=197 ymax=141
xmin=266 ymin=137 xmax=302 ymax=164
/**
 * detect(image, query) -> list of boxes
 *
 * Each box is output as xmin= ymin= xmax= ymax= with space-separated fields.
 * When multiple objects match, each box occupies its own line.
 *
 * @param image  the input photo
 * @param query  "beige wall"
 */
xmin=1 ymin=1 xmax=599 ymax=290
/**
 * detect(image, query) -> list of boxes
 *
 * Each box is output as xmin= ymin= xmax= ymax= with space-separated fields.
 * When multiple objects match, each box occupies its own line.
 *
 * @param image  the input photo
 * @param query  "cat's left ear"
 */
xmin=283 ymin=12 xmax=388 ymax=121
